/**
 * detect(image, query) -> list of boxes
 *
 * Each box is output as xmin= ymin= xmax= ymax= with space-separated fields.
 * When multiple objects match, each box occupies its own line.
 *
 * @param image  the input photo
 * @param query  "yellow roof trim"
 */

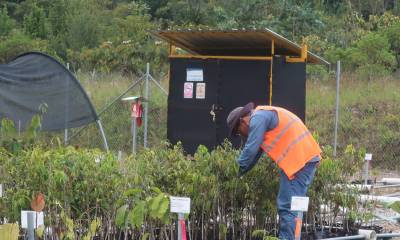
xmin=151 ymin=29 xmax=330 ymax=65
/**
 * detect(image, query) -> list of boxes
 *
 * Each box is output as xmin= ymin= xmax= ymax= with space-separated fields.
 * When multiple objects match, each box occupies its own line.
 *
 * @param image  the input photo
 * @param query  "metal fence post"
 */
xmin=96 ymin=120 xmax=109 ymax=151
xmin=144 ymin=63 xmax=149 ymax=148
xmin=333 ymin=60 xmax=341 ymax=157
xmin=65 ymin=62 xmax=70 ymax=146
xmin=27 ymin=211 xmax=35 ymax=240
xmin=132 ymin=116 xmax=137 ymax=154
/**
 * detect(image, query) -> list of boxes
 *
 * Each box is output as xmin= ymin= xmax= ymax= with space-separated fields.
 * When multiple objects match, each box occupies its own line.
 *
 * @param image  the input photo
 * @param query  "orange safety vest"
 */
xmin=254 ymin=106 xmax=321 ymax=179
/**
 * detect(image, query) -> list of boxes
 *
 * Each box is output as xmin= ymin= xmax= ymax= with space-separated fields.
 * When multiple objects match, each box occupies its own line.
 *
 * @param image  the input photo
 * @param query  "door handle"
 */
xmin=210 ymin=104 xmax=224 ymax=122
xmin=210 ymin=104 xmax=216 ymax=122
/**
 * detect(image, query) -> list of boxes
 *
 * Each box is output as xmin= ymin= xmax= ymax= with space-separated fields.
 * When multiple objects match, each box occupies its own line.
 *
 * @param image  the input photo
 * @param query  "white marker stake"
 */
xmin=291 ymin=196 xmax=309 ymax=240
xmin=0 ymin=184 xmax=3 ymax=198
xmin=170 ymin=197 xmax=190 ymax=240
xmin=365 ymin=153 xmax=372 ymax=185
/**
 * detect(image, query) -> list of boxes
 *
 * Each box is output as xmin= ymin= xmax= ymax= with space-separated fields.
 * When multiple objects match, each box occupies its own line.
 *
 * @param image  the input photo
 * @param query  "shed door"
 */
xmin=216 ymin=60 xmax=270 ymax=148
xmin=168 ymin=58 xmax=220 ymax=154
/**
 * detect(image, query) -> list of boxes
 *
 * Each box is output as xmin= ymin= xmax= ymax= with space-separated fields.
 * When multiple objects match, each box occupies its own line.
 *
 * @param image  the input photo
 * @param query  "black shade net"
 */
xmin=0 ymin=52 xmax=97 ymax=131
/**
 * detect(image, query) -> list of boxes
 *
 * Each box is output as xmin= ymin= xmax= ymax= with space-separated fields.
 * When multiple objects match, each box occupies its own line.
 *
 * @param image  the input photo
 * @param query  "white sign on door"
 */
xmin=186 ymin=68 xmax=203 ymax=82
xmin=170 ymin=196 xmax=191 ymax=214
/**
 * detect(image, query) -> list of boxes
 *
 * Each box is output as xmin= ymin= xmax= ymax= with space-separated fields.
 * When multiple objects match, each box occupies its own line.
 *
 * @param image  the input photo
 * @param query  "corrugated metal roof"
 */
xmin=152 ymin=28 xmax=329 ymax=65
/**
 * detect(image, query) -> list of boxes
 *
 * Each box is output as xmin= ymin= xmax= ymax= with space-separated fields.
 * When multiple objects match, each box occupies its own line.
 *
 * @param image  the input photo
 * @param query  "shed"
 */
xmin=153 ymin=29 xmax=329 ymax=154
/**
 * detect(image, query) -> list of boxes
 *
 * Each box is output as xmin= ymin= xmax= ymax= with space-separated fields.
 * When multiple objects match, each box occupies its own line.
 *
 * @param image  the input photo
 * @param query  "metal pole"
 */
xmin=64 ymin=129 xmax=68 ymax=145
xmin=65 ymin=63 xmax=70 ymax=146
xmin=18 ymin=120 xmax=21 ymax=137
xmin=144 ymin=63 xmax=149 ymax=148
xmin=377 ymin=233 xmax=400 ymax=238
xmin=333 ymin=60 xmax=341 ymax=157
xmin=364 ymin=161 xmax=369 ymax=185
xmin=96 ymin=120 xmax=109 ymax=151
xmin=132 ymin=117 xmax=137 ymax=154
xmin=177 ymin=213 xmax=184 ymax=240
xmin=323 ymin=235 xmax=365 ymax=240
xmin=27 ymin=212 xmax=35 ymax=240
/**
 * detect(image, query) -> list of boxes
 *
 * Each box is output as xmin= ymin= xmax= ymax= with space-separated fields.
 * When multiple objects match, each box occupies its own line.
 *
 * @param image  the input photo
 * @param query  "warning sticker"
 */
xmin=183 ymin=82 xmax=193 ymax=98
xmin=196 ymin=83 xmax=206 ymax=99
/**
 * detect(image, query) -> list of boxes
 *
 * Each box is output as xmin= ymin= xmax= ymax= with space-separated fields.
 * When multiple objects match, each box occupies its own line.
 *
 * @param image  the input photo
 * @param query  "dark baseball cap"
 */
xmin=226 ymin=102 xmax=255 ymax=137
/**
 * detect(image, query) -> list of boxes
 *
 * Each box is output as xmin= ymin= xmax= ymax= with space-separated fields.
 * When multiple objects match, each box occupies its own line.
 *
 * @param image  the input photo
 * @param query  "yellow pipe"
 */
xmin=286 ymin=43 xmax=308 ymax=63
xmin=169 ymin=44 xmax=176 ymax=56
xmin=169 ymin=54 xmax=272 ymax=61
xmin=269 ymin=40 xmax=274 ymax=105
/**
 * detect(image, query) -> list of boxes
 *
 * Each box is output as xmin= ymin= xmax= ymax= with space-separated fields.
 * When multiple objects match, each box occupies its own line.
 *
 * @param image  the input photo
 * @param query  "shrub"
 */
xmin=0 ymin=4 xmax=13 ymax=37
xmin=0 ymin=31 xmax=53 ymax=63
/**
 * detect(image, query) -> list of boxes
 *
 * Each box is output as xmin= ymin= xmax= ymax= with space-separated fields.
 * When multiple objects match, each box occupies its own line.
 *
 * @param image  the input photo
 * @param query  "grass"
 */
xmin=307 ymin=73 xmax=400 ymax=169
xmin=69 ymin=71 xmax=168 ymax=151
xmin=73 ymin=71 xmax=400 ymax=169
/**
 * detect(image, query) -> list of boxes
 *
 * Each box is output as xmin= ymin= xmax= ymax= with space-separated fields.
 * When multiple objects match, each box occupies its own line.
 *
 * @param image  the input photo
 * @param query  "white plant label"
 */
xmin=170 ymin=196 xmax=191 ymax=214
xmin=0 ymin=184 xmax=3 ymax=198
xmin=365 ymin=153 xmax=372 ymax=161
xmin=186 ymin=68 xmax=203 ymax=82
xmin=290 ymin=196 xmax=309 ymax=212
xmin=21 ymin=211 xmax=44 ymax=229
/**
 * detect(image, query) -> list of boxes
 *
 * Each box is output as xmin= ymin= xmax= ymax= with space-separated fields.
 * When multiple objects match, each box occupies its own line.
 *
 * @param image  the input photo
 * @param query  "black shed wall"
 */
xmin=168 ymin=57 xmax=306 ymax=154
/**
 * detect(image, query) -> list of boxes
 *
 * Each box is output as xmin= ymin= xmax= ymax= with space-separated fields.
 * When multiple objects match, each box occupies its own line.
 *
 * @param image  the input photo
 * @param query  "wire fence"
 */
xmin=307 ymin=62 xmax=400 ymax=173
xmin=67 ymin=62 xmax=399 ymax=172
xmin=68 ymin=70 xmax=168 ymax=154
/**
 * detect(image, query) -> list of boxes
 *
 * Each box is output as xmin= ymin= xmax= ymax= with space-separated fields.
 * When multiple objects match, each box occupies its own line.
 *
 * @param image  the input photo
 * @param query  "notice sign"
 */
xmin=170 ymin=196 xmax=191 ymax=214
xmin=196 ymin=83 xmax=206 ymax=99
xmin=183 ymin=82 xmax=193 ymax=99
xmin=365 ymin=153 xmax=372 ymax=161
xmin=186 ymin=68 xmax=203 ymax=82
xmin=21 ymin=211 xmax=44 ymax=229
xmin=290 ymin=196 xmax=309 ymax=212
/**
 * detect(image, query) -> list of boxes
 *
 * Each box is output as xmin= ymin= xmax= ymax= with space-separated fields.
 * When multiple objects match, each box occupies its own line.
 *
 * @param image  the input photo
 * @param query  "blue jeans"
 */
xmin=277 ymin=161 xmax=318 ymax=240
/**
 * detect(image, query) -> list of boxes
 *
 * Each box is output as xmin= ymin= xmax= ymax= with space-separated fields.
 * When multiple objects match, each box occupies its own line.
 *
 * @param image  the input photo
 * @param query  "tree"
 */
xmin=48 ymin=0 xmax=69 ymax=59
xmin=48 ymin=0 xmax=68 ymax=37
xmin=67 ymin=8 xmax=101 ymax=50
xmin=275 ymin=0 xmax=325 ymax=41
xmin=349 ymin=32 xmax=396 ymax=79
xmin=385 ymin=22 xmax=400 ymax=68
xmin=0 ymin=4 xmax=13 ymax=37
xmin=23 ymin=3 xmax=47 ymax=39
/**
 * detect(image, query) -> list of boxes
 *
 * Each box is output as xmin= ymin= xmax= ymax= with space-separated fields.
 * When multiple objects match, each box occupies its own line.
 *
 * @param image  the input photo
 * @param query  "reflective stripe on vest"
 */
xmin=255 ymin=106 xmax=322 ymax=179
xmin=261 ymin=113 xmax=301 ymax=153
xmin=276 ymin=130 xmax=311 ymax=164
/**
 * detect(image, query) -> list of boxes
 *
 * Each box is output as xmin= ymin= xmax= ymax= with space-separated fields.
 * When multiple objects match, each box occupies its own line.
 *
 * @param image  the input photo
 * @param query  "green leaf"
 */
xmin=390 ymin=201 xmax=400 ymax=213
xmin=129 ymin=200 xmax=146 ymax=228
xmin=150 ymin=187 xmax=161 ymax=194
xmin=123 ymin=188 xmax=142 ymax=198
xmin=89 ymin=218 xmax=100 ymax=236
xmin=141 ymin=233 xmax=150 ymax=240
xmin=116 ymin=204 xmax=128 ymax=227
xmin=158 ymin=196 xmax=169 ymax=219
